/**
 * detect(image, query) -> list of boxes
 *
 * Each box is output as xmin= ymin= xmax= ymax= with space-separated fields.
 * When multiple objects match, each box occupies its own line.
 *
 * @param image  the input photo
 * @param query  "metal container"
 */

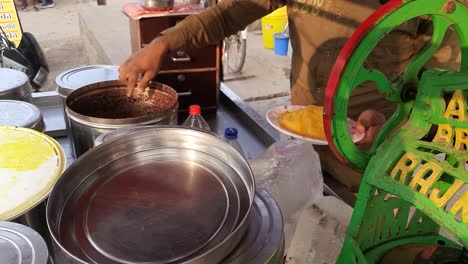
xmin=0 ymin=100 xmax=45 ymax=132
xmin=55 ymin=65 xmax=119 ymax=157
xmin=66 ymin=80 xmax=178 ymax=157
xmin=140 ymin=0 xmax=174 ymax=11
xmin=0 ymin=221 xmax=49 ymax=264
xmin=0 ymin=68 xmax=33 ymax=102
xmin=47 ymin=127 xmax=255 ymax=264
xmin=221 ymin=188 xmax=285 ymax=264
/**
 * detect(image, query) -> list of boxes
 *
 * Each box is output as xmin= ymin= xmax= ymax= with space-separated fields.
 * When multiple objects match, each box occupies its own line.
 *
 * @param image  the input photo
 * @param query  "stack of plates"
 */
xmin=53 ymin=127 xmax=285 ymax=264
xmin=222 ymin=188 xmax=285 ymax=264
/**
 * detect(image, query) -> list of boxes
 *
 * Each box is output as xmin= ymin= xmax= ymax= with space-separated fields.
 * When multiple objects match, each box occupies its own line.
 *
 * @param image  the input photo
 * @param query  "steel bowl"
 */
xmin=66 ymin=80 xmax=178 ymax=157
xmin=56 ymin=65 xmax=120 ymax=158
xmin=140 ymin=0 xmax=174 ymax=11
xmin=47 ymin=127 xmax=255 ymax=263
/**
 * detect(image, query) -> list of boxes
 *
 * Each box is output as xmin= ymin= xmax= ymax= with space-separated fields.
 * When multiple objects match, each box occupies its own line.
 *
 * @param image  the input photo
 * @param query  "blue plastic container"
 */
xmin=273 ymin=33 xmax=289 ymax=56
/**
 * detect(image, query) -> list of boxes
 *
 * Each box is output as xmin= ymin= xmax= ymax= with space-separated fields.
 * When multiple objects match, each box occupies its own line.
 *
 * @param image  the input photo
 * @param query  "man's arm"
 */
xmin=162 ymin=0 xmax=285 ymax=51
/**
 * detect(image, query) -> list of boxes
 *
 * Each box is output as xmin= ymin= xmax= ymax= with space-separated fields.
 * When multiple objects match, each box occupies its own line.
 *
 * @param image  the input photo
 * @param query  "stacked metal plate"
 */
xmin=93 ymin=127 xmax=286 ymax=264
xmin=221 ymin=188 xmax=285 ymax=264
xmin=52 ymin=126 xmax=285 ymax=264
xmin=47 ymin=127 xmax=255 ymax=263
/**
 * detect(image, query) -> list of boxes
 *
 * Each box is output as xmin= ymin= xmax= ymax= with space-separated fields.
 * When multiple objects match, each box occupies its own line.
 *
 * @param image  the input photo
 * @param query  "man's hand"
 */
xmin=355 ymin=109 xmax=386 ymax=151
xmin=119 ymin=37 xmax=169 ymax=97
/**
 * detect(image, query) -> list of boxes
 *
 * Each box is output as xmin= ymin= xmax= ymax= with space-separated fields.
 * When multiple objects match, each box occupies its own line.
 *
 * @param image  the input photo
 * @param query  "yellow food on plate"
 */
xmin=278 ymin=105 xmax=326 ymax=139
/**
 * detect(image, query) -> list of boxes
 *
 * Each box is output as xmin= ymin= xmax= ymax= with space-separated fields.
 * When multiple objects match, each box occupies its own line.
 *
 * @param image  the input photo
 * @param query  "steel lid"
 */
xmin=0 ymin=221 xmax=49 ymax=264
xmin=0 ymin=100 xmax=45 ymax=132
xmin=0 ymin=68 xmax=32 ymax=100
xmin=0 ymin=126 xmax=66 ymax=221
xmin=221 ymin=188 xmax=284 ymax=264
xmin=55 ymin=65 xmax=119 ymax=97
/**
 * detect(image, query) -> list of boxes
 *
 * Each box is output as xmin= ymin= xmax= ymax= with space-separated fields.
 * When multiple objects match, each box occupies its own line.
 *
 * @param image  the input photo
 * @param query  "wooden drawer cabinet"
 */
xmin=128 ymin=13 xmax=221 ymax=112
xmin=155 ymin=71 xmax=218 ymax=110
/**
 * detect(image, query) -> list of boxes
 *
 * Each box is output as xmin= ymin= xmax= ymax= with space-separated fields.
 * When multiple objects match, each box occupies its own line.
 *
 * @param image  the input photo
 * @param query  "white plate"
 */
xmin=266 ymin=105 xmax=365 ymax=145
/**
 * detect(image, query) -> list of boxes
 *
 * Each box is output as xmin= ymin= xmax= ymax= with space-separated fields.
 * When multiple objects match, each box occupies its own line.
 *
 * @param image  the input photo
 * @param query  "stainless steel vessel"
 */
xmin=47 ymin=127 xmax=254 ymax=263
xmin=55 ymin=65 xmax=120 ymax=157
xmin=0 ymin=221 xmax=49 ymax=264
xmin=140 ymin=0 xmax=174 ymax=11
xmin=65 ymin=80 xmax=178 ymax=157
xmin=0 ymin=100 xmax=45 ymax=131
xmin=221 ymin=188 xmax=284 ymax=264
xmin=0 ymin=68 xmax=33 ymax=102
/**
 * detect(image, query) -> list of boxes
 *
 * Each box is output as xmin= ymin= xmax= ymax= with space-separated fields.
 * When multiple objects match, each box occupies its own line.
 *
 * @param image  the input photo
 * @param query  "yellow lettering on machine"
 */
xmin=455 ymin=128 xmax=468 ymax=151
xmin=433 ymin=124 xmax=453 ymax=146
xmin=0 ymin=126 xmax=65 ymax=221
xmin=390 ymin=152 xmax=421 ymax=185
xmin=443 ymin=90 xmax=466 ymax=121
xmin=430 ymin=178 xmax=464 ymax=208
xmin=409 ymin=162 xmax=443 ymax=195
xmin=449 ymin=191 xmax=468 ymax=225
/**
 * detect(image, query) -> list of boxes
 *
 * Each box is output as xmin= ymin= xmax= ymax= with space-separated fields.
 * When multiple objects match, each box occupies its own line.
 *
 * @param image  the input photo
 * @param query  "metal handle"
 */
xmin=175 ymin=74 xmax=191 ymax=96
xmin=171 ymin=51 xmax=191 ymax=63
xmin=177 ymin=91 xmax=192 ymax=97
xmin=171 ymin=56 xmax=191 ymax=62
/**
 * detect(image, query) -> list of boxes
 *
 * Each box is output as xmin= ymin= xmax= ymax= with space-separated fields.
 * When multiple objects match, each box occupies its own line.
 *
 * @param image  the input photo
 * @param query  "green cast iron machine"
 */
xmin=323 ymin=0 xmax=468 ymax=263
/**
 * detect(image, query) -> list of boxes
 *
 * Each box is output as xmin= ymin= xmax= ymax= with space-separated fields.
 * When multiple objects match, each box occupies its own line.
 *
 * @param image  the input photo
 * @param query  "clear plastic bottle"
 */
xmin=223 ymin=128 xmax=244 ymax=155
xmin=182 ymin=105 xmax=211 ymax=131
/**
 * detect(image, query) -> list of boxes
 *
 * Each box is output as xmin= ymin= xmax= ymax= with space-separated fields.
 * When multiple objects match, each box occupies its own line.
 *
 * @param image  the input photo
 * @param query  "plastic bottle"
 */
xmin=223 ymin=128 xmax=244 ymax=155
xmin=182 ymin=105 xmax=211 ymax=131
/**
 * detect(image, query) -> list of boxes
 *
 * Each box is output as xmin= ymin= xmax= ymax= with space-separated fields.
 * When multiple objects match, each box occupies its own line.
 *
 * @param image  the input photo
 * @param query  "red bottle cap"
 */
xmin=189 ymin=105 xmax=201 ymax=115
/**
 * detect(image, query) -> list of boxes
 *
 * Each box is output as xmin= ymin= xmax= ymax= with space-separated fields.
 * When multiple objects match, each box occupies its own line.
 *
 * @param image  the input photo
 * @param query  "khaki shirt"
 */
xmin=161 ymin=0 xmax=460 ymax=118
